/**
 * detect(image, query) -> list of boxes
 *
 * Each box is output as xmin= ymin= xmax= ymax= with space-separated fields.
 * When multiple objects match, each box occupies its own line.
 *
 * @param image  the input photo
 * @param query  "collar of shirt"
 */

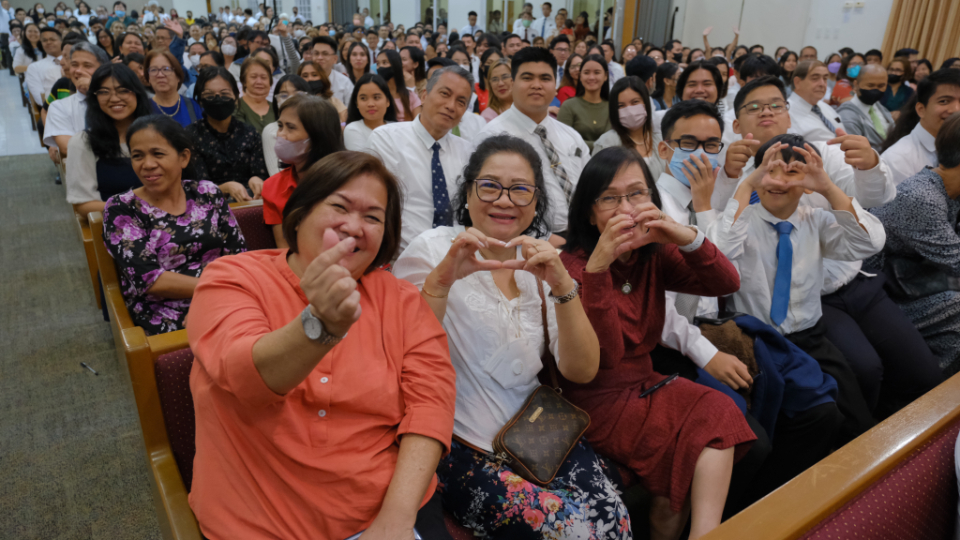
xmin=503 ymin=104 xmax=548 ymax=136
xmin=753 ymin=199 xmax=802 ymax=231
xmin=655 ymin=172 xmax=692 ymax=208
xmin=913 ymin=122 xmax=937 ymax=154
xmin=203 ymin=116 xmax=238 ymax=137
xmin=412 ymin=114 xmax=449 ymax=150
xmin=788 ymin=91 xmax=816 ymax=113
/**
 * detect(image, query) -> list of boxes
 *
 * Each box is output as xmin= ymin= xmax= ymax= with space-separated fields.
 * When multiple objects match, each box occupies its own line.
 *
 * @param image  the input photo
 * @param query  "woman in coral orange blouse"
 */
xmin=187 ymin=151 xmax=457 ymax=540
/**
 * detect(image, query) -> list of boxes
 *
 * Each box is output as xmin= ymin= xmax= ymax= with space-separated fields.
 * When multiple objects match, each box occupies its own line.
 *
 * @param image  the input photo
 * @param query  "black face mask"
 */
xmin=673 ymin=52 xmax=682 ymax=62
xmin=200 ymin=95 xmax=236 ymax=121
xmin=377 ymin=66 xmax=394 ymax=82
xmin=888 ymin=73 xmax=902 ymax=84
xmin=308 ymin=79 xmax=327 ymax=95
xmin=858 ymin=88 xmax=885 ymax=106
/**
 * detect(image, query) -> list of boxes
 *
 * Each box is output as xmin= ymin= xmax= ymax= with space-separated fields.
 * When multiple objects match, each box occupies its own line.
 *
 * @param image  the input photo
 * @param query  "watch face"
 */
xmin=303 ymin=313 xmax=323 ymax=340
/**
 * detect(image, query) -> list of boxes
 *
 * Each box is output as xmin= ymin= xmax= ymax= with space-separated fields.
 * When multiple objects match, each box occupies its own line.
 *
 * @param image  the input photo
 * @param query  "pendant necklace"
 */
xmin=610 ymin=265 xmax=633 ymax=295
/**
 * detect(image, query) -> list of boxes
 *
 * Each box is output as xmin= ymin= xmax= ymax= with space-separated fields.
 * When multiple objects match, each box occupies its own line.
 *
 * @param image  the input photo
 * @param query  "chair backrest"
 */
xmin=154 ymin=348 xmax=198 ymax=492
xmin=230 ymin=200 xmax=276 ymax=251
xmin=799 ymin=420 xmax=960 ymax=540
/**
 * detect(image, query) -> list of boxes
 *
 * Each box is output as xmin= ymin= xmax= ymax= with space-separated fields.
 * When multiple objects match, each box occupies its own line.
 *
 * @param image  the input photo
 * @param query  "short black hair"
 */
xmin=918 ymin=68 xmax=960 ymax=106
xmin=660 ymin=99 xmax=724 ymax=140
xmin=427 ymin=56 xmax=456 ymax=71
xmin=666 ymin=39 xmax=681 ymax=51
xmin=865 ymin=49 xmax=883 ymax=61
xmin=510 ymin=45 xmax=557 ymax=80
xmin=626 ymin=54 xmax=657 ymax=82
xmin=311 ymin=35 xmax=337 ymax=51
xmin=193 ymin=66 xmax=240 ymax=102
xmin=754 ymin=133 xmax=820 ymax=170
xmin=733 ymin=75 xmax=787 ymax=118
xmin=895 ymin=47 xmax=919 ymax=57
xmin=468 ymin=10 xmax=477 ymax=17
xmin=548 ymin=35 xmax=569 ymax=50
xmin=740 ymin=54 xmax=779 ymax=81
xmin=199 ymin=50 xmax=225 ymax=67
xmin=675 ymin=60 xmax=723 ymax=104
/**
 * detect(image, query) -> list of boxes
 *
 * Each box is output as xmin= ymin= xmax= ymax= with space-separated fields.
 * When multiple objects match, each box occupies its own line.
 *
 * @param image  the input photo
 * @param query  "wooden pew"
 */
xmin=704 ymin=373 xmax=960 ymax=540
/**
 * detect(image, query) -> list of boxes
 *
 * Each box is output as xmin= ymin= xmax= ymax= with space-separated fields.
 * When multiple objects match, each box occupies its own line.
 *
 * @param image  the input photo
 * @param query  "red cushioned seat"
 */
xmin=800 ymin=420 xmax=960 ymax=540
xmin=154 ymin=348 xmax=198 ymax=492
xmin=233 ymin=205 xmax=276 ymax=251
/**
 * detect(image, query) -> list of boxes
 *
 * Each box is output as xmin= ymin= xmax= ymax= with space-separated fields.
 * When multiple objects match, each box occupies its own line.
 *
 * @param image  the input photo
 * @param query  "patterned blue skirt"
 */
xmin=437 ymin=439 xmax=633 ymax=539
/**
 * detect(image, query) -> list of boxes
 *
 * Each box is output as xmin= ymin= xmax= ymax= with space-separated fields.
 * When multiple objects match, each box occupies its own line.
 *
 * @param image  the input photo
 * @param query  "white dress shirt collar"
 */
xmin=655 ymin=172 xmax=692 ymax=208
xmin=753 ymin=200 xmax=803 ymax=231
xmin=503 ymin=104 xmax=547 ymax=134
xmin=913 ymin=122 xmax=937 ymax=154
xmin=788 ymin=91 xmax=816 ymax=112
xmin=412 ymin=114 xmax=446 ymax=150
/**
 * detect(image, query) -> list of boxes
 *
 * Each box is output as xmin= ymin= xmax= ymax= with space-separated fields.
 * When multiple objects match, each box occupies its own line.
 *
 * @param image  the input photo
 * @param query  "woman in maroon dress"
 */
xmin=559 ymin=146 xmax=755 ymax=540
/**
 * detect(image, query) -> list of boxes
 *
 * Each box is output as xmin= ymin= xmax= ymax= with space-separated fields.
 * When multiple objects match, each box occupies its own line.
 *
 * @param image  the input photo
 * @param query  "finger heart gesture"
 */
xmin=300 ymin=229 xmax=363 ymax=338
xmin=433 ymin=228 xmax=508 ymax=288
xmin=628 ymin=204 xmax=696 ymax=248
xmin=501 ymin=235 xmax=567 ymax=288
xmin=782 ymin=143 xmax=833 ymax=193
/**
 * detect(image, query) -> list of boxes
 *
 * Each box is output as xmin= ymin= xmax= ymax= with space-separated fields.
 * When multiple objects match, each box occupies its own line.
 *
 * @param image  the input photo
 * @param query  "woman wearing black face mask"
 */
xmin=297 ymin=60 xmax=348 ymax=122
xmin=881 ymin=57 xmax=915 ymax=118
xmin=186 ymin=66 xmax=269 ymax=202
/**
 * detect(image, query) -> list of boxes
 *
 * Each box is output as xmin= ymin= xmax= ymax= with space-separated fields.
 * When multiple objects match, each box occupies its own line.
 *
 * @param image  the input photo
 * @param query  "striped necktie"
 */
xmin=811 ymin=104 xmax=836 ymax=134
xmin=534 ymin=125 xmax=574 ymax=204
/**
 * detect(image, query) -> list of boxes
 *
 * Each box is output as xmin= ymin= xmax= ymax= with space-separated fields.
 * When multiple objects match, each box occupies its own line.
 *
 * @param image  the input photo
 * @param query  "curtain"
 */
xmin=882 ymin=0 xmax=960 ymax=70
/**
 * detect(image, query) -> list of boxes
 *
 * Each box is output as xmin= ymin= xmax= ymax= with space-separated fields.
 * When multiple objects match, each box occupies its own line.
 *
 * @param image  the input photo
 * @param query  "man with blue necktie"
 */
xmin=532 ymin=2 xmax=556 ymax=39
xmin=714 ymin=133 xmax=886 ymax=444
xmin=368 ymin=66 xmax=476 ymax=252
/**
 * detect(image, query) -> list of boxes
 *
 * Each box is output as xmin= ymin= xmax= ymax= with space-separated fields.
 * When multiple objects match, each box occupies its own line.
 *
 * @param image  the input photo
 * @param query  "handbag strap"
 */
xmin=535 ymin=278 xmax=560 ymax=390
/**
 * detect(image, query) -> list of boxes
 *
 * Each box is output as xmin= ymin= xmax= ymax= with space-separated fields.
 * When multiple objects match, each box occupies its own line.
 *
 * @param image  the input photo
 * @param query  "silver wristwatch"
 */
xmin=301 ymin=305 xmax=346 ymax=345
xmin=549 ymin=281 xmax=580 ymax=304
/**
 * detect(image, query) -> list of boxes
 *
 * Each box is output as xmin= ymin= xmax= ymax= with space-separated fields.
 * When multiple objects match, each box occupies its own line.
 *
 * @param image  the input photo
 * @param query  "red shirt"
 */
xmin=262 ymin=167 xmax=297 ymax=225
xmin=187 ymin=250 xmax=457 ymax=540
xmin=557 ymin=85 xmax=576 ymax=104
xmin=474 ymin=83 xmax=489 ymax=112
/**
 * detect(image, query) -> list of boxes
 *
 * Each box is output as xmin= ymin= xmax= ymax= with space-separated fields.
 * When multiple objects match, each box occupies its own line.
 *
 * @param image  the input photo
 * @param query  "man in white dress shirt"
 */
xmin=512 ymin=3 xmax=533 ymax=35
xmin=27 ymin=27 xmax=63 ymax=107
xmin=459 ymin=11 xmax=481 ymax=38
xmin=475 ymin=47 xmax=589 ymax=246
xmin=44 ymin=41 xmax=108 ymax=159
xmin=312 ymin=36 xmax=354 ymax=105
xmin=368 ymin=66 xmax=475 ymax=251
xmin=718 ymin=76 xmax=942 ymax=421
xmin=531 ymin=2 xmax=556 ymax=40
xmin=882 ymin=68 xmax=960 ymax=184
xmin=788 ymin=60 xmax=846 ymax=144
xmin=837 ymin=64 xmax=894 ymax=153
xmin=548 ymin=35 xmax=569 ymax=87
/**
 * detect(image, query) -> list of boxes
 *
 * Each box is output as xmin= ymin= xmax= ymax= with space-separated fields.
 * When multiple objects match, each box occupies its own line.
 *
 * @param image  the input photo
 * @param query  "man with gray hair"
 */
xmin=44 ymin=39 xmax=110 ymax=160
xmin=368 ymin=66 xmax=475 ymax=251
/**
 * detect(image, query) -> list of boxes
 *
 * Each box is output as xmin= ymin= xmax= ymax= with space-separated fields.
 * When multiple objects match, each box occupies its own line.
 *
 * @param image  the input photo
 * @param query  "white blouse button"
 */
xmin=512 ymin=360 xmax=524 ymax=375
xmin=318 ymin=410 xmax=327 ymax=417
xmin=320 ymin=377 xmax=329 ymax=383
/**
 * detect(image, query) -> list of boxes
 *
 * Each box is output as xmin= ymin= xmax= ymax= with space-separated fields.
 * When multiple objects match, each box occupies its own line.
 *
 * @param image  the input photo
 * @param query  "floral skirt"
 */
xmin=437 ymin=439 xmax=633 ymax=540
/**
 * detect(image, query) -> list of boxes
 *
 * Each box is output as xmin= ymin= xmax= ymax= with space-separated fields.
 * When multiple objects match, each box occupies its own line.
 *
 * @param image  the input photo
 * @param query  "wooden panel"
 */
xmin=703 ymin=372 xmax=960 ymax=540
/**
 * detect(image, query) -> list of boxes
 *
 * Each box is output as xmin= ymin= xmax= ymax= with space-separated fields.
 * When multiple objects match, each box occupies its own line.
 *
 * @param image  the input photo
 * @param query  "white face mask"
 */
xmin=294 ymin=29 xmax=305 ymax=38
xmin=221 ymin=43 xmax=237 ymax=56
xmin=189 ymin=54 xmax=201 ymax=66
xmin=618 ymin=102 xmax=648 ymax=130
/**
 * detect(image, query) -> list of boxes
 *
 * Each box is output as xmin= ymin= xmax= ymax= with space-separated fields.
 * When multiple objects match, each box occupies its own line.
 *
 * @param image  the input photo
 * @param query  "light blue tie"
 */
xmin=541 ymin=20 xmax=546 ymax=37
xmin=431 ymin=142 xmax=452 ymax=227
xmin=770 ymin=221 xmax=794 ymax=326
xmin=811 ymin=104 xmax=836 ymax=135
xmin=557 ymin=66 xmax=563 ymax=81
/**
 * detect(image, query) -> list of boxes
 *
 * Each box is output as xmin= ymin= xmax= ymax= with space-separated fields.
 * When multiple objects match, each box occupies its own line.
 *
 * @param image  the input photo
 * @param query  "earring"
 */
xmin=465 ymin=203 xmax=469 ymax=209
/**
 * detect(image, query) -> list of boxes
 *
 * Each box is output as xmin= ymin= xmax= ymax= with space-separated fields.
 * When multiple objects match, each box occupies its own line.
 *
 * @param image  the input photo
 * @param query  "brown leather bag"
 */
xmin=491 ymin=280 xmax=591 ymax=486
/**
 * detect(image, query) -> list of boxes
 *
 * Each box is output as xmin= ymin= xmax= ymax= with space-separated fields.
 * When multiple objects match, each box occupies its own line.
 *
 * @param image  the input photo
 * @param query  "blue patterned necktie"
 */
xmin=770 ymin=221 xmax=794 ymax=327
xmin=431 ymin=142 xmax=453 ymax=227
xmin=557 ymin=65 xmax=564 ymax=81
xmin=811 ymin=104 xmax=836 ymax=135
xmin=749 ymin=191 xmax=760 ymax=204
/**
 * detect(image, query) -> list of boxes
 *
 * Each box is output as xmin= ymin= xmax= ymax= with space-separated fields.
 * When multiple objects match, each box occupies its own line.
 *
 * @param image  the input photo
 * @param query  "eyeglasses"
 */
xmin=148 ymin=66 xmax=173 ymax=76
xmin=473 ymin=179 xmax=539 ymax=207
xmin=594 ymin=189 xmax=652 ymax=210
xmin=667 ymin=136 xmax=724 ymax=154
xmin=316 ymin=50 xmax=335 ymax=58
xmin=94 ymin=87 xmax=133 ymax=99
xmin=738 ymin=100 xmax=789 ymax=116
xmin=200 ymin=91 xmax=234 ymax=100
xmin=489 ymin=74 xmax=512 ymax=84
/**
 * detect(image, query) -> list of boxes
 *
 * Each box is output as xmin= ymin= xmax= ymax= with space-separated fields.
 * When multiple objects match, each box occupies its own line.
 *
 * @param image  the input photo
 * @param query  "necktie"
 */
xmin=431 ymin=142 xmax=453 ymax=227
xmin=686 ymin=202 xmax=698 ymax=226
xmin=770 ymin=221 xmax=794 ymax=327
xmin=811 ymin=104 xmax=836 ymax=135
xmin=541 ymin=19 xmax=546 ymax=37
xmin=869 ymin=106 xmax=887 ymax=139
xmin=557 ymin=66 xmax=564 ymax=81
xmin=534 ymin=125 xmax=574 ymax=204
xmin=749 ymin=191 xmax=760 ymax=205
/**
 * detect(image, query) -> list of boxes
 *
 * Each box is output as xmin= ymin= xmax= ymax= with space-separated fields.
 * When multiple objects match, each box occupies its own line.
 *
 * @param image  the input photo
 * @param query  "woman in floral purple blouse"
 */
xmin=103 ymin=115 xmax=247 ymax=335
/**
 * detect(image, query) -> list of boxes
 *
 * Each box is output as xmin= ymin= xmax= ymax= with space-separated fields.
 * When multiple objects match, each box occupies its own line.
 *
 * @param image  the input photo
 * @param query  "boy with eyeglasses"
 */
xmin=717 ymin=75 xmax=942 ymax=422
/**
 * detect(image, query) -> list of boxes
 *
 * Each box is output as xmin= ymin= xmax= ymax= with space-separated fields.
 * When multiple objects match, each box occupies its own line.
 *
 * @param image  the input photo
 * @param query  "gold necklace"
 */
xmin=155 ymin=95 xmax=181 ymax=117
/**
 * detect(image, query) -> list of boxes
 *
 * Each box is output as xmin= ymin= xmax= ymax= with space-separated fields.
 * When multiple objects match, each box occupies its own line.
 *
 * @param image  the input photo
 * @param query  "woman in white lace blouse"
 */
xmin=393 ymin=135 xmax=633 ymax=540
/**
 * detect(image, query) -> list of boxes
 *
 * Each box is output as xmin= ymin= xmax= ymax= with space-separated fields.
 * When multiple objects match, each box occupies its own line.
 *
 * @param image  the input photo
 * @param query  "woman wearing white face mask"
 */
xmin=219 ymin=35 xmax=238 ymax=72
xmin=261 ymin=93 xmax=345 ymax=248
xmin=592 ymin=76 xmax=667 ymax=178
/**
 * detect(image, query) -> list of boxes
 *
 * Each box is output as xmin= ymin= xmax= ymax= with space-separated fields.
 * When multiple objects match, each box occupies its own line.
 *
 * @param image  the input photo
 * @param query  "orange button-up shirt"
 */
xmin=187 ymin=249 xmax=456 ymax=540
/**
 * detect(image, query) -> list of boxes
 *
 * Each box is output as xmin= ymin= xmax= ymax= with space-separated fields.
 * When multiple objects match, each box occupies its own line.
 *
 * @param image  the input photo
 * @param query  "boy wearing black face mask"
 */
xmin=837 ymin=64 xmax=894 ymax=152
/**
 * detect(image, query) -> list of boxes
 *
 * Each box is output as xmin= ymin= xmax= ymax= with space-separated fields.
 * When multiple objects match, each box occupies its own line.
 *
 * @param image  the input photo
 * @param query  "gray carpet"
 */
xmin=0 ymin=155 xmax=162 ymax=539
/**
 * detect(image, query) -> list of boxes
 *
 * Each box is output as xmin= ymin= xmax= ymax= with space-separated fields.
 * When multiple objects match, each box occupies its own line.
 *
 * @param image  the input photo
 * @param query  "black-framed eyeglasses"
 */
xmin=473 ymin=179 xmax=539 ymax=207
xmin=666 ymin=136 xmax=724 ymax=154
xmin=738 ymin=100 xmax=790 ymax=116
xmin=594 ymin=189 xmax=652 ymax=210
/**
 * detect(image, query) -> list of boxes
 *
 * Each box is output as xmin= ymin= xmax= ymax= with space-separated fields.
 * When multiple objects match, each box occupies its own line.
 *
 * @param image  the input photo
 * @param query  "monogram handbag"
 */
xmin=490 ymin=279 xmax=591 ymax=487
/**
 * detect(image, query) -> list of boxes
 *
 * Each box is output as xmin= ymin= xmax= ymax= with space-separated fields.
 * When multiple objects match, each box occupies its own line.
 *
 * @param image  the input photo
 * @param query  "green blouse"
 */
xmin=234 ymin=97 xmax=277 ymax=134
xmin=557 ymin=96 xmax=611 ymax=150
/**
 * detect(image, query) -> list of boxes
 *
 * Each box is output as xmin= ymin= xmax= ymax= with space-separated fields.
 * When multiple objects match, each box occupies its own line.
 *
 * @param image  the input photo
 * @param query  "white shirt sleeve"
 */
xmin=25 ymin=61 xmax=45 ymax=106
xmin=817 ymin=199 xmax=886 ymax=261
xmin=13 ymin=48 xmax=30 ymax=69
xmin=65 ymin=132 xmax=102 ymax=205
xmin=714 ymin=198 xmax=749 ymax=264
xmin=821 ymin=143 xmax=896 ymax=208
xmin=661 ymin=291 xmax=719 ymax=368
xmin=261 ymin=122 xmax=279 ymax=177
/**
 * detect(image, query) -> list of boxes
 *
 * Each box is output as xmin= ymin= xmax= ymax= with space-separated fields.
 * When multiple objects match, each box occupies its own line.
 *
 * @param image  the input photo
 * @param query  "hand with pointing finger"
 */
xmin=300 ymin=229 xmax=362 ymax=338
xmin=827 ymin=128 xmax=879 ymax=170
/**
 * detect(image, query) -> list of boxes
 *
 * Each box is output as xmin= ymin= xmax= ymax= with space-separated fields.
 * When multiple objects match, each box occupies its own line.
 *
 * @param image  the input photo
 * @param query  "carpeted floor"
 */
xmin=0 ymin=155 xmax=162 ymax=539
